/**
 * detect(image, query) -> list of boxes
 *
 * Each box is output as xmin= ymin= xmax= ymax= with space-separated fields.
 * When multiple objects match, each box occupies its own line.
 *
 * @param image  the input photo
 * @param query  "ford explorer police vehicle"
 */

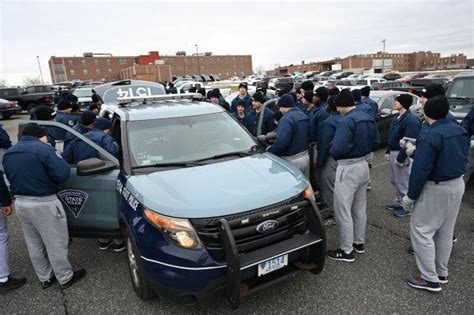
xmin=24 ymin=89 xmax=326 ymax=309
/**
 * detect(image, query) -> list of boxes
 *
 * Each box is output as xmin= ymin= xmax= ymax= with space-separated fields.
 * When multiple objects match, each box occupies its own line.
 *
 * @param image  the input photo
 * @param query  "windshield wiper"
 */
xmin=133 ymin=161 xmax=204 ymax=170
xmin=196 ymin=150 xmax=255 ymax=162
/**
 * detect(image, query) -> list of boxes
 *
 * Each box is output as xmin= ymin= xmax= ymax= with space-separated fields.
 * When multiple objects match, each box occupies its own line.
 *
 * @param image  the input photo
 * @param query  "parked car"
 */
xmin=209 ymin=74 xmax=221 ymax=82
xmin=446 ymin=71 xmax=474 ymax=123
xmin=334 ymin=72 xmax=354 ymax=80
xmin=25 ymin=93 xmax=326 ymax=308
xmin=383 ymin=73 xmax=402 ymax=81
xmin=355 ymin=78 xmax=387 ymax=87
xmin=200 ymin=74 xmax=212 ymax=82
xmin=73 ymin=87 xmax=96 ymax=110
xmin=396 ymin=73 xmax=428 ymax=83
xmin=268 ymin=76 xmax=294 ymax=90
xmin=0 ymin=98 xmax=22 ymax=119
xmin=0 ymin=85 xmax=54 ymax=112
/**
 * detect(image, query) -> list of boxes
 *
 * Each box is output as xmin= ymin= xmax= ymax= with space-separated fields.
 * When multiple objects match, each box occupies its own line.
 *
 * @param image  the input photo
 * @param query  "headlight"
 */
xmin=304 ymin=184 xmax=315 ymax=202
xmin=143 ymin=208 xmax=202 ymax=249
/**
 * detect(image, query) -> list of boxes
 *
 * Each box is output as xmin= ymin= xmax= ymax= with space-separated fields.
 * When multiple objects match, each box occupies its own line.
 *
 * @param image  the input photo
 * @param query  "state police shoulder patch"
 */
xmin=58 ymin=190 xmax=89 ymax=218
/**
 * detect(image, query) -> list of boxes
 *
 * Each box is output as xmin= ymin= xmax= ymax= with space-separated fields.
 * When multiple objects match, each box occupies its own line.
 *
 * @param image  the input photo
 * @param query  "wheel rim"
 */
xmin=127 ymin=238 xmax=140 ymax=288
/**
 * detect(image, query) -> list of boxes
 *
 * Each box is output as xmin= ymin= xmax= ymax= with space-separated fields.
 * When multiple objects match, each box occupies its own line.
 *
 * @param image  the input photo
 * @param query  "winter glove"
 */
xmin=402 ymin=195 xmax=415 ymax=212
xmin=265 ymin=131 xmax=277 ymax=141
xmin=384 ymin=154 xmax=390 ymax=161
xmin=400 ymin=137 xmax=417 ymax=149
xmin=405 ymin=142 xmax=416 ymax=157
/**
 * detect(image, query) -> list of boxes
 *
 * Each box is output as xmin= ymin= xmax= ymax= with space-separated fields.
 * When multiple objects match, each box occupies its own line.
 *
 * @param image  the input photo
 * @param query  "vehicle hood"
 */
xmin=126 ymin=153 xmax=308 ymax=219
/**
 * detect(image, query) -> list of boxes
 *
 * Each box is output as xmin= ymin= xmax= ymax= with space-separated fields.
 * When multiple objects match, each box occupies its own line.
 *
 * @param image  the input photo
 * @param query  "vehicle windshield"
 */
xmin=127 ymin=112 xmax=256 ymax=167
xmin=448 ymin=77 xmax=474 ymax=99
xmin=73 ymin=89 xmax=93 ymax=97
xmin=356 ymin=80 xmax=368 ymax=85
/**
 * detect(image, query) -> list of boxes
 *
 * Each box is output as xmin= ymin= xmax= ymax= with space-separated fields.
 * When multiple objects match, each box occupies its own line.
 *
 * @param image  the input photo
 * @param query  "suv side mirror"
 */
xmin=77 ymin=158 xmax=116 ymax=176
xmin=380 ymin=108 xmax=392 ymax=116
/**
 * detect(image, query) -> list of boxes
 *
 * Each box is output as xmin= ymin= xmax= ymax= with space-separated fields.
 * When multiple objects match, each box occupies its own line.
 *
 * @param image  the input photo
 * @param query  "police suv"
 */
xmin=24 ymin=88 xmax=326 ymax=308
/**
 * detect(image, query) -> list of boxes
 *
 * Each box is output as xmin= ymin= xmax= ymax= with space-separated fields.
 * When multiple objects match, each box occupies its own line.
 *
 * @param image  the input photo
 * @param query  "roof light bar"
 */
xmin=117 ymin=93 xmax=203 ymax=104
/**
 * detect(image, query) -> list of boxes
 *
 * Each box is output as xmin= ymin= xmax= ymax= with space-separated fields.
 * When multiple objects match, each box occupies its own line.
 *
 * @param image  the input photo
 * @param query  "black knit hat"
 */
xmin=238 ymin=82 xmax=248 ymax=90
xmin=396 ymin=94 xmax=413 ymax=110
xmin=65 ymin=94 xmax=79 ymax=103
xmin=327 ymin=96 xmax=337 ymax=112
xmin=34 ymin=105 xmax=56 ymax=120
xmin=422 ymin=84 xmax=445 ymax=99
xmin=80 ymin=111 xmax=97 ymax=126
xmin=328 ymin=87 xmax=340 ymax=96
xmin=351 ymin=89 xmax=362 ymax=102
xmin=197 ymin=87 xmax=206 ymax=97
xmin=315 ymin=86 xmax=329 ymax=102
xmin=92 ymin=94 xmax=100 ymax=103
xmin=277 ymin=94 xmax=295 ymax=108
xmin=424 ymin=96 xmax=449 ymax=120
xmin=334 ymin=89 xmax=355 ymax=107
xmin=252 ymin=92 xmax=265 ymax=104
xmin=57 ymin=99 xmax=72 ymax=110
xmin=93 ymin=117 xmax=112 ymax=130
xmin=300 ymin=80 xmax=314 ymax=92
xmin=236 ymin=99 xmax=247 ymax=107
xmin=22 ymin=123 xmax=46 ymax=138
xmin=209 ymin=90 xmax=220 ymax=99
xmin=303 ymin=91 xmax=314 ymax=103
xmin=360 ymin=86 xmax=371 ymax=97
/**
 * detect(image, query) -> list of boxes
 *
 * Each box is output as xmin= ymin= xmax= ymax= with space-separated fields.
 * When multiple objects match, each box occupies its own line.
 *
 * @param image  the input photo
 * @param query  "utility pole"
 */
xmin=195 ymin=44 xmax=200 ymax=75
xmin=381 ymin=39 xmax=386 ymax=73
xmin=37 ymin=56 xmax=44 ymax=84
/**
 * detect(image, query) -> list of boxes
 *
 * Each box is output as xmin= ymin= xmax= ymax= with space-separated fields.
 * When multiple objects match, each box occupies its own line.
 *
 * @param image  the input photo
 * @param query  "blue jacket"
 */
xmin=317 ymin=112 xmax=342 ymax=167
xmin=0 ymin=171 xmax=11 ymax=206
xmin=62 ymin=129 xmax=120 ymax=164
xmin=0 ymin=126 xmax=11 ymax=149
xmin=3 ymin=136 xmax=70 ymax=196
xmin=356 ymin=101 xmax=378 ymax=121
xmin=330 ymin=108 xmax=380 ymax=160
xmin=232 ymin=112 xmax=247 ymax=125
xmin=54 ymin=112 xmax=79 ymax=141
xmin=245 ymin=108 xmax=275 ymax=136
xmin=407 ymin=119 xmax=470 ymax=200
xmin=64 ymin=124 xmax=90 ymax=149
xmin=311 ymin=104 xmax=330 ymax=142
xmin=268 ymin=108 xmax=311 ymax=156
xmin=361 ymin=97 xmax=379 ymax=120
xmin=462 ymin=105 xmax=474 ymax=136
xmin=386 ymin=111 xmax=422 ymax=162
xmin=230 ymin=94 xmax=253 ymax=113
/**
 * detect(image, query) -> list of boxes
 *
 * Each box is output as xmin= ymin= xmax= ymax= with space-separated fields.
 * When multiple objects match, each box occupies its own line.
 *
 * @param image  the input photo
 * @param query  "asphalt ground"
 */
xmin=0 ymin=114 xmax=473 ymax=314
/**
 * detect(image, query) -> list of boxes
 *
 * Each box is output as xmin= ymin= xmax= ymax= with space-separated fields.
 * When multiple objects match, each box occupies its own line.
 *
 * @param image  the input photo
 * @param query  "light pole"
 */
xmin=195 ymin=44 xmax=200 ymax=75
xmin=37 ymin=56 xmax=44 ymax=84
xmin=381 ymin=39 xmax=386 ymax=73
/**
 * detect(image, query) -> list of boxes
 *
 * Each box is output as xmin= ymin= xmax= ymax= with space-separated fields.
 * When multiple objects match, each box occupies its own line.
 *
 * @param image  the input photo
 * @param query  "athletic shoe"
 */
xmin=408 ymin=246 xmax=414 ymax=255
xmin=353 ymin=243 xmax=365 ymax=254
xmin=385 ymin=203 xmax=402 ymax=211
xmin=0 ymin=276 xmax=27 ymax=294
xmin=113 ymin=242 xmax=126 ymax=252
xmin=41 ymin=276 xmax=56 ymax=289
xmin=60 ymin=269 xmax=86 ymax=289
xmin=406 ymin=274 xmax=441 ymax=292
xmin=99 ymin=239 xmax=114 ymax=250
xmin=393 ymin=208 xmax=411 ymax=218
xmin=327 ymin=249 xmax=355 ymax=262
xmin=438 ymin=276 xmax=449 ymax=284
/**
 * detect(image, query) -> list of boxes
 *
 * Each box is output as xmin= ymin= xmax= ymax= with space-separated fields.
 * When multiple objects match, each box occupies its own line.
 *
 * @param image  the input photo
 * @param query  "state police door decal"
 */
xmin=58 ymin=190 xmax=90 ymax=218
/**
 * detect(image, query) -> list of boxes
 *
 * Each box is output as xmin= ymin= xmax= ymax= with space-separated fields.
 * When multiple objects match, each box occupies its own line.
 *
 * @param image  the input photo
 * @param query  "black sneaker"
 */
xmin=408 ymin=246 xmax=414 ymax=255
xmin=327 ymin=249 xmax=355 ymax=262
xmin=60 ymin=269 xmax=86 ymax=289
xmin=99 ymin=239 xmax=114 ymax=250
xmin=40 ymin=276 xmax=56 ymax=289
xmin=0 ymin=276 xmax=27 ymax=294
xmin=438 ymin=276 xmax=449 ymax=284
xmin=353 ymin=243 xmax=365 ymax=254
xmin=113 ymin=242 xmax=126 ymax=252
xmin=406 ymin=274 xmax=441 ymax=292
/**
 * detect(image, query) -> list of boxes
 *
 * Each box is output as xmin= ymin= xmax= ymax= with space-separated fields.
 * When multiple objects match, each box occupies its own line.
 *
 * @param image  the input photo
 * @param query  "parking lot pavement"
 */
xmin=0 ymin=115 xmax=473 ymax=313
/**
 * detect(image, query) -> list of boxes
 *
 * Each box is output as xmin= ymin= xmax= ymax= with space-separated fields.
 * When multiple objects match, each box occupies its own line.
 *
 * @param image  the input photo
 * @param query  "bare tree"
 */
xmin=0 ymin=78 xmax=7 ymax=87
xmin=22 ymin=75 xmax=42 ymax=87
xmin=254 ymin=65 xmax=266 ymax=75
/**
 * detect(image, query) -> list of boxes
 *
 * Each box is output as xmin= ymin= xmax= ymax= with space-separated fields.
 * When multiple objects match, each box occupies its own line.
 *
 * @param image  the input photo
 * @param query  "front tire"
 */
xmin=125 ymin=229 xmax=154 ymax=300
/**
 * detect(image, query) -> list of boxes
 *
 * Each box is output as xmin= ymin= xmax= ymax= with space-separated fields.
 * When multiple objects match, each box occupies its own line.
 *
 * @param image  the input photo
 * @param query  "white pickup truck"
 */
xmin=174 ymin=81 xmax=231 ymax=97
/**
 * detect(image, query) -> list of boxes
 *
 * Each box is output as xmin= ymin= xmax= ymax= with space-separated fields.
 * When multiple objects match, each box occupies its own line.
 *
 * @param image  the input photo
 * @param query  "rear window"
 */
xmin=0 ymin=89 xmax=20 ymax=97
xmin=448 ymin=77 xmax=474 ymax=98
xmin=356 ymin=80 xmax=368 ymax=85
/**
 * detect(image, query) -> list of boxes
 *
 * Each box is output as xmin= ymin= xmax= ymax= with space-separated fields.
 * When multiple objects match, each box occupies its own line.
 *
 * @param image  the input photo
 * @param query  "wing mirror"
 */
xmin=77 ymin=158 xmax=116 ymax=176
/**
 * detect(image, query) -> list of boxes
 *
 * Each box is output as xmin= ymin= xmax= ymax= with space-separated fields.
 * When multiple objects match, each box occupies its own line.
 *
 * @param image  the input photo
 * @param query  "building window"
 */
xmin=81 ymin=59 xmax=86 ymax=66
xmin=94 ymin=59 xmax=99 ymax=65
xmin=68 ymin=59 xmax=73 ymax=66
xmin=107 ymin=59 xmax=111 ymax=66
xmin=108 ymin=68 xmax=112 ymax=73
xmin=53 ymin=63 xmax=63 ymax=71
xmin=96 ymin=69 xmax=100 ymax=75
xmin=119 ymin=59 xmax=127 ymax=65
xmin=57 ymin=74 xmax=66 ymax=82
xmin=70 ymin=69 xmax=75 ymax=75
xmin=83 ymin=69 xmax=88 ymax=75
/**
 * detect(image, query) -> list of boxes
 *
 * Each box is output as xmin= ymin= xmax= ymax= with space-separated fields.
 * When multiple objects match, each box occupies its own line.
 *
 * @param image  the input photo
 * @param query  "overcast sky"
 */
xmin=1 ymin=0 xmax=473 ymax=85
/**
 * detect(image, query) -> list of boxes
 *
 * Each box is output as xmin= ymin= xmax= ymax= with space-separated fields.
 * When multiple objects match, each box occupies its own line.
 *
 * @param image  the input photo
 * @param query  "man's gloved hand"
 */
xmin=402 ymin=195 xmax=415 ymax=212
xmin=400 ymin=137 xmax=417 ymax=149
xmin=257 ymin=135 xmax=267 ymax=142
xmin=384 ymin=154 xmax=390 ymax=161
xmin=265 ymin=131 xmax=277 ymax=141
xmin=405 ymin=142 xmax=416 ymax=157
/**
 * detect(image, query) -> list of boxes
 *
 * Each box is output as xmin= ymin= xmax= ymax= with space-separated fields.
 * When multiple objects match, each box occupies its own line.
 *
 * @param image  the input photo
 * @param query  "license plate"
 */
xmin=257 ymin=254 xmax=288 ymax=276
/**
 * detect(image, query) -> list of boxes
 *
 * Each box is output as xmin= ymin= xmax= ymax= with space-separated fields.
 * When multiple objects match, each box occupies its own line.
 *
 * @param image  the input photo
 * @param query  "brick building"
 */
xmin=49 ymin=51 xmax=253 ymax=83
xmin=269 ymin=51 xmax=468 ymax=75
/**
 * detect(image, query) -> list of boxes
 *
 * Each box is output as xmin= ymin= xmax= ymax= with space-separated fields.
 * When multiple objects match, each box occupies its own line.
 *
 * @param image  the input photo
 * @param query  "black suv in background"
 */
xmin=446 ymin=72 xmax=474 ymax=123
xmin=0 ymin=85 xmax=54 ymax=112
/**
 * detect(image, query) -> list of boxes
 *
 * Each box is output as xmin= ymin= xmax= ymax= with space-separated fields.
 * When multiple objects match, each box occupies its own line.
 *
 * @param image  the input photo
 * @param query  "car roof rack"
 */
xmin=117 ymin=93 xmax=204 ymax=105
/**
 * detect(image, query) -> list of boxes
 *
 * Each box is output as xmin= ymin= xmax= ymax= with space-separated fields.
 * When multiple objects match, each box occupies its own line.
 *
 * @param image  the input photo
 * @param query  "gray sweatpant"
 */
xmin=333 ymin=157 xmax=370 ymax=254
xmin=464 ymin=145 xmax=474 ymax=183
xmin=320 ymin=157 xmax=337 ymax=215
xmin=15 ymin=195 xmax=73 ymax=285
xmin=389 ymin=151 xmax=412 ymax=207
xmin=282 ymin=150 xmax=310 ymax=179
xmin=0 ymin=211 xmax=9 ymax=280
xmin=410 ymin=177 xmax=464 ymax=283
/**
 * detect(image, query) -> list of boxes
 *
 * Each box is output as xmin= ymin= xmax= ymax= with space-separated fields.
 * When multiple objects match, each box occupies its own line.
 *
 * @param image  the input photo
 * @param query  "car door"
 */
xmin=377 ymin=95 xmax=397 ymax=144
xmin=19 ymin=120 xmax=121 ymax=238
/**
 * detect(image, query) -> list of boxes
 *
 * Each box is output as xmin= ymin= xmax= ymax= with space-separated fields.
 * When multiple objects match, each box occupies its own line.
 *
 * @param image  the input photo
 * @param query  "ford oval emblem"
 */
xmin=256 ymin=220 xmax=279 ymax=233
